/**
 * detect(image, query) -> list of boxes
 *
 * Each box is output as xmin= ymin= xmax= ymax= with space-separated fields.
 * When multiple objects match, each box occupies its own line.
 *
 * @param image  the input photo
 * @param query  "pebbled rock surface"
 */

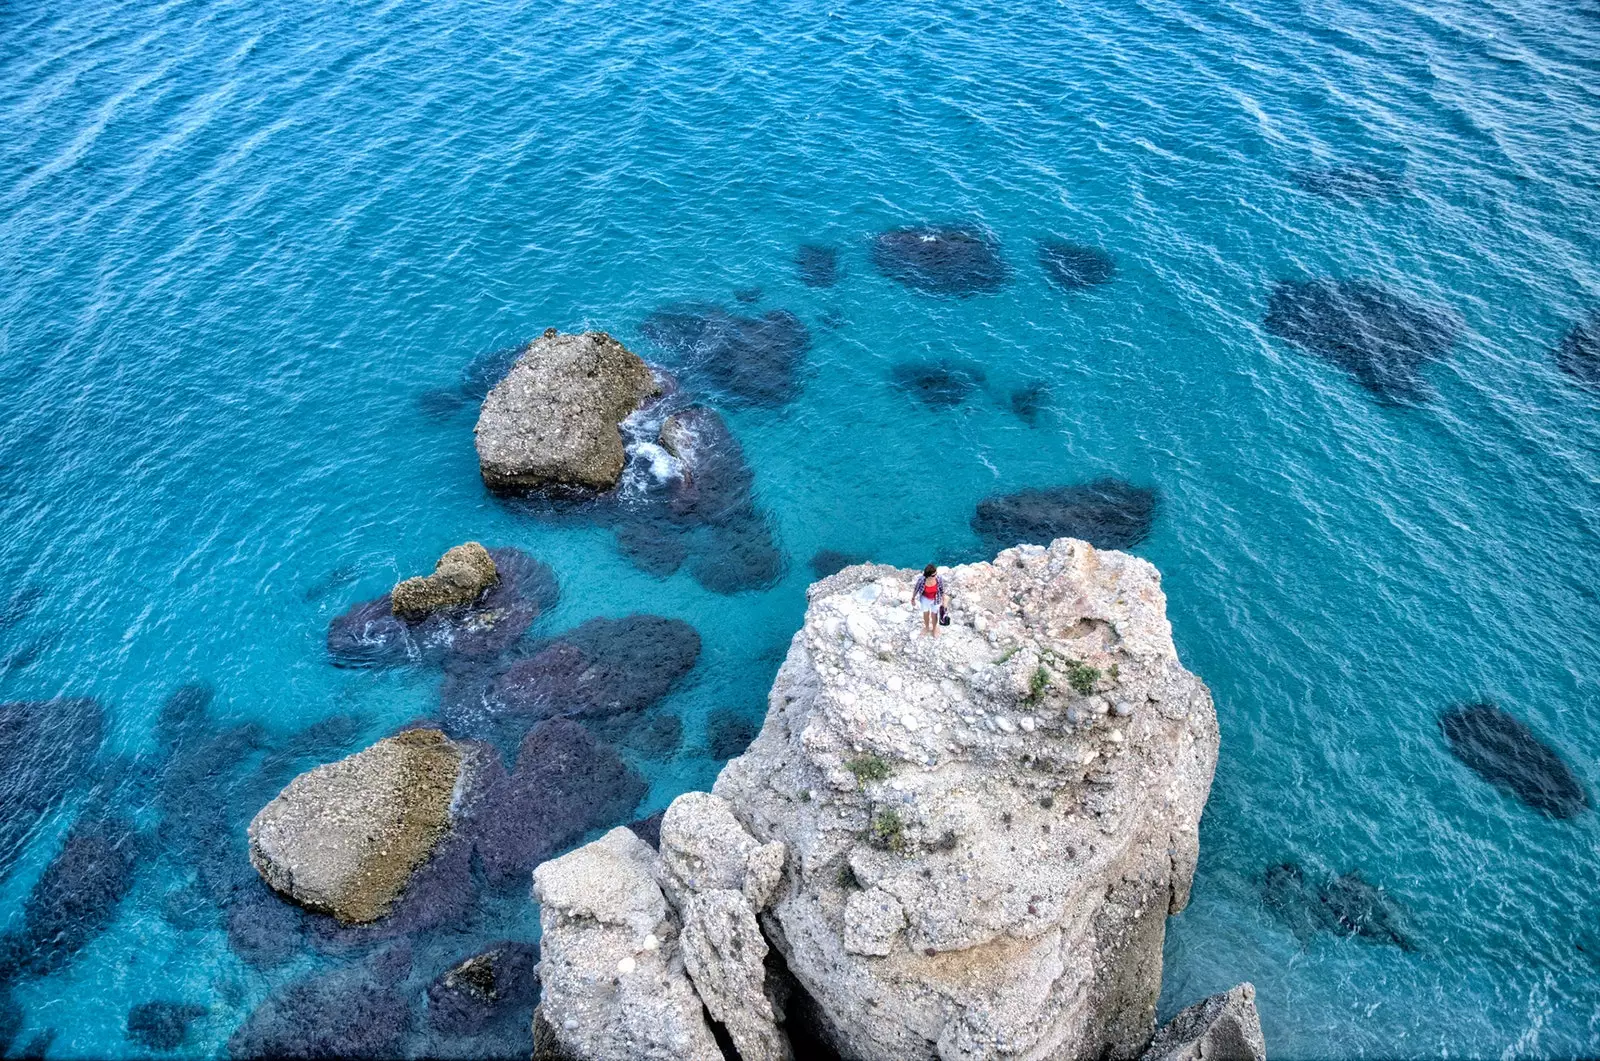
xmin=248 ymin=729 xmax=468 ymax=924
xmin=391 ymin=542 xmax=498 ymax=620
xmin=532 ymin=827 xmax=723 ymax=1061
xmin=711 ymin=538 xmax=1220 ymax=1061
xmin=476 ymin=329 xmax=658 ymax=494
xmin=1141 ymin=983 xmax=1265 ymax=1061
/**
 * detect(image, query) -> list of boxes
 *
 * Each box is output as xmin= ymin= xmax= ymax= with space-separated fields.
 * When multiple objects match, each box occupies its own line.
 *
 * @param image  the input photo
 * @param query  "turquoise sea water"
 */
xmin=2 ymin=0 xmax=1599 ymax=1056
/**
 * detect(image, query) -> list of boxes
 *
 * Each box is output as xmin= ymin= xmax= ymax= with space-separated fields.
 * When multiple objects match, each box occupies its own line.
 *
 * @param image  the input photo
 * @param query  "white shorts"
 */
xmin=918 ymin=596 xmax=941 ymax=613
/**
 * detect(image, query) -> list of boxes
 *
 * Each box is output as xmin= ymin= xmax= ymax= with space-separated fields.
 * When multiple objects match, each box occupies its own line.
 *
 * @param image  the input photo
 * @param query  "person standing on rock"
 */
xmin=913 ymin=564 xmax=946 ymax=638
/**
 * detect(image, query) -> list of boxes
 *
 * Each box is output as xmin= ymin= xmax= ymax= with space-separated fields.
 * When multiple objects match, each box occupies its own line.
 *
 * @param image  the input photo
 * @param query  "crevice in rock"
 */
xmin=760 ymin=937 xmax=844 ymax=1061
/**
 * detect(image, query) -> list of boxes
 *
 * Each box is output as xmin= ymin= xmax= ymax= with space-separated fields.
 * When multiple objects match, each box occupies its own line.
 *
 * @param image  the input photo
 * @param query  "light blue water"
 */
xmin=2 ymin=0 xmax=1599 ymax=1056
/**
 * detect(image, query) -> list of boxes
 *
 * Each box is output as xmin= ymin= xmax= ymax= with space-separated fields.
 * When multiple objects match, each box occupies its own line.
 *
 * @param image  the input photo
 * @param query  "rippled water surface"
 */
xmin=2 ymin=0 xmax=1599 ymax=1056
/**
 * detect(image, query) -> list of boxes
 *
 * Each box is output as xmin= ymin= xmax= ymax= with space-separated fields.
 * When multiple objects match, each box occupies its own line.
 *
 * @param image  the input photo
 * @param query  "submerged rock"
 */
xmin=871 ymin=225 xmax=1010 ymax=296
xmin=809 ymin=549 xmax=867 ymax=580
xmin=391 ymin=542 xmax=498 ymax=620
xmin=1555 ymin=311 xmax=1600 ymax=386
xmin=0 ymin=813 xmax=142 ymax=979
xmin=1290 ymin=164 xmax=1405 ymax=203
xmin=248 ymin=729 xmax=467 ymax=924
xmin=707 ymin=707 xmax=760 ymax=761
xmin=1263 ymin=278 xmax=1459 ymax=402
xmin=326 ymin=546 xmax=557 ymax=668
xmin=1010 ymin=381 xmax=1051 ymax=426
xmin=707 ymin=539 xmax=1219 ymax=1060
xmin=795 ymin=244 xmax=840 ymax=288
xmin=126 ymin=1002 xmax=208 ymax=1052
xmin=640 ymin=305 xmax=811 ymax=407
xmin=973 ymin=478 xmax=1159 ymax=551
xmin=1439 ymin=701 xmax=1588 ymax=819
xmin=228 ymin=947 xmax=414 ymax=1059
xmin=533 ymin=827 xmax=724 ymax=1061
xmin=468 ymin=720 xmax=648 ymax=885
xmin=1038 ymin=239 xmax=1117 ymax=289
xmin=889 ymin=359 xmax=987 ymax=410
xmin=1142 ymin=983 xmax=1265 ymax=1061
xmin=1260 ymin=862 xmax=1415 ymax=950
xmin=0 ymin=698 xmax=104 ymax=883
xmin=476 ymin=329 xmax=660 ymax=495
xmin=426 ymin=941 xmax=541 ymax=1038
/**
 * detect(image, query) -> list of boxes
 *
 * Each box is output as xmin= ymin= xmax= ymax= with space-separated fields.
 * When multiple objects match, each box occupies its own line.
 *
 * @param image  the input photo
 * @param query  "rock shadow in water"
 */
xmin=1038 ymin=239 xmax=1116 ymax=289
xmin=1260 ymin=862 xmax=1416 ymax=950
xmin=0 ymin=697 xmax=104 ymax=885
xmin=228 ymin=945 xmax=415 ymax=1060
xmin=1556 ymin=311 xmax=1600 ymax=386
xmin=640 ymin=304 xmax=811 ymax=407
xmin=795 ymin=245 xmax=840 ymax=288
xmin=972 ymin=479 xmax=1158 ymax=552
xmin=1439 ymin=701 xmax=1588 ymax=819
xmin=326 ymin=547 xmax=559 ymax=669
xmin=890 ymin=359 xmax=987 ymax=410
xmin=1290 ymin=164 xmax=1406 ymax=204
xmin=126 ymin=1002 xmax=208 ymax=1052
xmin=871 ymin=225 xmax=1010 ymax=297
xmin=1263 ymin=278 xmax=1459 ymax=403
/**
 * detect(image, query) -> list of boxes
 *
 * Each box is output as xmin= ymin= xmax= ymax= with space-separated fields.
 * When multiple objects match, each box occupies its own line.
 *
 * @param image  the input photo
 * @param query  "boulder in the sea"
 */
xmin=532 ymin=827 xmax=724 ymax=1061
xmin=973 ymin=478 xmax=1159 ymax=551
xmin=1142 ymin=983 xmax=1265 ymax=1061
xmin=467 ymin=720 xmax=648 ymax=885
xmin=1440 ymin=701 xmax=1588 ymax=819
xmin=889 ymin=359 xmax=986 ymax=409
xmin=711 ymin=539 xmax=1219 ymax=1060
xmin=476 ymin=329 xmax=659 ymax=494
xmin=871 ymin=224 xmax=1011 ymax=296
xmin=1263 ymin=278 xmax=1458 ymax=402
xmin=248 ymin=728 xmax=468 ymax=923
xmin=640 ymin=305 xmax=811 ymax=407
xmin=1556 ymin=311 xmax=1600 ymax=386
xmin=0 ymin=698 xmax=104 ymax=884
xmin=795 ymin=244 xmax=840 ymax=288
xmin=1038 ymin=239 xmax=1117 ymax=289
xmin=126 ymin=1002 xmax=208 ymax=1052
xmin=426 ymin=941 xmax=541 ymax=1038
xmin=391 ymin=542 xmax=498 ymax=620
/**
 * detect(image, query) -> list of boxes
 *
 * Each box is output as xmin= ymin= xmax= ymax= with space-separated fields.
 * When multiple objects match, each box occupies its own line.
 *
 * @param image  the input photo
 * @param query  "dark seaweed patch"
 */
xmin=1037 ymin=240 xmax=1116 ymax=289
xmin=583 ymin=709 xmax=683 ymax=761
xmin=0 ymin=814 xmax=142 ymax=979
xmin=1556 ymin=311 xmax=1600 ymax=386
xmin=1260 ymin=862 xmax=1415 ymax=950
xmin=1440 ymin=701 xmax=1588 ymax=819
xmin=972 ymin=479 xmax=1158 ymax=551
xmin=0 ymin=698 xmax=104 ymax=885
xmin=795 ymin=245 xmax=840 ymax=288
xmin=707 ymin=708 xmax=760 ymax=760
xmin=640 ymin=305 xmax=810 ymax=407
xmin=890 ymin=359 xmax=987 ymax=410
xmin=1290 ymin=164 xmax=1406 ymax=203
xmin=228 ymin=946 xmax=414 ymax=1059
xmin=871 ymin=225 xmax=1010 ymax=296
xmin=1263 ymin=278 xmax=1459 ymax=402
xmin=734 ymin=287 xmax=763 ymax=304
xmin=126 ymin=1002 xmax=208 ymax=1051
xmin=809 ymin=549 xmax=867 ymax=580
xmin=1009 ymin=381 xmax=1050 ymax=426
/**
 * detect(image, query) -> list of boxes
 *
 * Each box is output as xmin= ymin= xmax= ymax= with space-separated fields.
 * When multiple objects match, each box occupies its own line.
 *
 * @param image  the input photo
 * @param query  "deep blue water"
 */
xmin=2 ymin=0 xmax=1599 ymax=1056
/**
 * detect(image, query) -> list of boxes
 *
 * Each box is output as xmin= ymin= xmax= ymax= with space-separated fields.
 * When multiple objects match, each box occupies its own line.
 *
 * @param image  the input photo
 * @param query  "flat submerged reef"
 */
xmin=2 ymin=0 xmax=1599 ymax=1057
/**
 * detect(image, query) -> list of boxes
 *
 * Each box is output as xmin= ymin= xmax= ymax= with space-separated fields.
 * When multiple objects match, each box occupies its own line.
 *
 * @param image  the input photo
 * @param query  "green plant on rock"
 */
xmin=1025 ymin=665 xmax=1051 ymax=704
xmin=845 ymin=753 xmax=891 ymax=784
xmin=1062 ymin=658 xmax=1102 ymax=696
xmin=869 ymin=807 xmax=907 ymax=853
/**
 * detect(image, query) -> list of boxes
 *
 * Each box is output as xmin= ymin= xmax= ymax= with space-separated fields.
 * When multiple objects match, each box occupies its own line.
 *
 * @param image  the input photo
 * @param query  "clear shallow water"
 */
xmin=2 ymin=0 xmax=1599 ymax=1055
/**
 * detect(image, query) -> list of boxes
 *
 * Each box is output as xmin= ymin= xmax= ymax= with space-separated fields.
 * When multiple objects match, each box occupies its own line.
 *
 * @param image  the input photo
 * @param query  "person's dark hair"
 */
xmin=923 ymin=564 xmax=937 ymax=577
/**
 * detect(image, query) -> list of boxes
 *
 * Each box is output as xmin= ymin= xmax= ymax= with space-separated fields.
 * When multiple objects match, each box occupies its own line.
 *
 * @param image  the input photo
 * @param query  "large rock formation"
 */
xmin=712 ymin=538 xmax=1219 ymax=1060
xmin=533 ymin=538 xmax=1223 ymax=1061
xmin=1141 ymin=984 xmax=1264 ymax=1061
xmin=475 ymin=329 xmax=659 ymax=494
xmin=248 ymin=729 xmax=469 ymax=924
xmin=391 ymin=541 xmax=498 ymax=620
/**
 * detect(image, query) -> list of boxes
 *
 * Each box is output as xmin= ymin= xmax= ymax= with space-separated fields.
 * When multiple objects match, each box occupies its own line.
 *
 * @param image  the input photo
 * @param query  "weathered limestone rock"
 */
xmin=475 ymin=329 xmax=658 ymax=494
xmin=248 ymin=729 xmax=466 ymax=924
xmin=712 ymin=538 xmax=1220 ymax=1061
xmin=658 ymin=791 xmax=785 ymax=912
xmin=532 ymin=827 xmax=721 ymax=1061
xmin=1142 ymin=984 xmax=1265 ymax=1061
xmin=391 ymin=541 xmax=498 ymax=620
xmin=681 ymin=889 xmax=790 ymax=1061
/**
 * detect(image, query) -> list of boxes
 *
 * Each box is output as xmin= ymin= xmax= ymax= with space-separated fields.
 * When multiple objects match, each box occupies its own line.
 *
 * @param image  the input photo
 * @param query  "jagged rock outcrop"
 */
xmin=391 ymin=542 xmax=498 ymax=619
xmin=713 ymin=538 xmax=1219 ymax=1060
xmin=248 ymin=729 xmax=468 ymax=924
xmin=1141 ymin=984 xmax=1264 ymax=1061
xmin=475 ymin=329 xmax=659 ymax=494
xmin=531 ymin=538 xmax=1224 ymax=1061
xmin=531 ymin=827 xmax=722 ymax=1061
